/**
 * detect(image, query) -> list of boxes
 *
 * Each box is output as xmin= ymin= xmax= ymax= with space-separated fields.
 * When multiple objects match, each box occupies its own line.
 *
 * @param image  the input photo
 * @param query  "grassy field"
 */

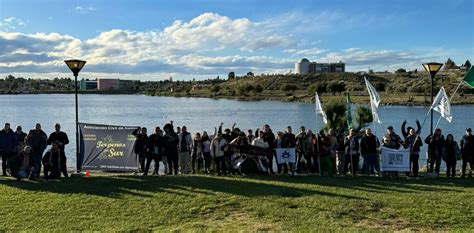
xmin=0 ymin=174 xmax=473 ymax=231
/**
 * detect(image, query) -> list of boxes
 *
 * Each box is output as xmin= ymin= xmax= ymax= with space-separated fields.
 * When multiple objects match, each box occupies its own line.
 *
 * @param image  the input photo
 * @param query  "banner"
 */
xmin=275 ymin=148 xmax=296 ymax=164
xmin=78 ymin=123 xmax=140 ymax=172
xmin=380 ymin=146 xmax=411 ymax=172
xmin=464 ymin=67 xmax=474 ymax=88
xmin=228 ymin=144 xmax=274 ymax=157
xmin=315 ymin=92 xmax=328 ymax=124
xmin=346 ymin=92 xmax=353 ymax=128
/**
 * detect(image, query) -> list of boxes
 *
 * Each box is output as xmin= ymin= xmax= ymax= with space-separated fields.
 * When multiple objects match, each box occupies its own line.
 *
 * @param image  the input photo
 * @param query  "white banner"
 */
xmin=364 ymin=76 xmax=382 ymax=123
xmin=432 ymin=87 xmax=452 ymax=123
xmin=276 ymin=148 xmax=296 ymax=164
xmin=380 ymin=146 xmax=411 ymax=172
xmin=315 ymin=92 xmax=328 ymax=124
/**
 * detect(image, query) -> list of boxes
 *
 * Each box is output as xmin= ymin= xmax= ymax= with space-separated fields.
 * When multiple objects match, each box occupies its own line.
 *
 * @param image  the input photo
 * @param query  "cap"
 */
xmin=387 ymin=126 xmax=393 ymax=130
xmin=466 ymin=128 xmax=472 ymax=132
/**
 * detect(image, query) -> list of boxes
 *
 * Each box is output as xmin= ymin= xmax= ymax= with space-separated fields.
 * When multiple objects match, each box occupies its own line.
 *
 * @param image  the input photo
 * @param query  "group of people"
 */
xmin=0 ymin=123 xmax=69 ymax=180
xmin=132 ymin=121 xmax=474 ymax=178
xmin=2 ymin=120 xmax=473 ymax=180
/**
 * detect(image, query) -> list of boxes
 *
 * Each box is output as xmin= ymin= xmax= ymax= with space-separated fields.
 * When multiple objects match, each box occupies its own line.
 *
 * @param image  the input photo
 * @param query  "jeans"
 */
xmin=215 ymin=156 xmax=226 ymax=175
xmin=363 ymin=153 xmax=379 ymax=176
xmin=406 ymin=153 xmax=419 ymax=177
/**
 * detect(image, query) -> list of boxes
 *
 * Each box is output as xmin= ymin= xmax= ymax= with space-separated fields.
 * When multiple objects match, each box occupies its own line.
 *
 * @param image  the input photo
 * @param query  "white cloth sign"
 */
xmin=276 ymin=148 xmax=296 ymax=164
xmin=431 ymin=87 xmax=452 ymax=123
xmin=380 ymin=146 xmax=411 ymax=172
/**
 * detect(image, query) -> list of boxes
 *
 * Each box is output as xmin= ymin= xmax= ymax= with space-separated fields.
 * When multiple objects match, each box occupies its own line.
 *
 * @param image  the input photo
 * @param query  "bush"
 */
xmin=254 ymin=85 xmax=263 ymax=93
xmin=281 ymin=84 xmax=298 ymax=93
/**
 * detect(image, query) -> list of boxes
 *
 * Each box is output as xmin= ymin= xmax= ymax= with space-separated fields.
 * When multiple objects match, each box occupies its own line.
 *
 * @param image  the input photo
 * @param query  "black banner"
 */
xmin=78 ymin=123 xmax=140 ymax=172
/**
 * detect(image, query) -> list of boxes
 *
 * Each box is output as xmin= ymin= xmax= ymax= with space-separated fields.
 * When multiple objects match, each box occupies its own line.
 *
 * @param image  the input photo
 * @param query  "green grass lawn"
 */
xmin=0 ymin=175 xmax=472 ymax=231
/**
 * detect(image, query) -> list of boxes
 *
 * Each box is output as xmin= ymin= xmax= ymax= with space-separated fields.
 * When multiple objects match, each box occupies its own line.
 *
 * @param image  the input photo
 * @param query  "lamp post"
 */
xmin=422 ymin=62 xmax=443 ymax=173
xmin=65 ymin=59 xmax=86 ymax=172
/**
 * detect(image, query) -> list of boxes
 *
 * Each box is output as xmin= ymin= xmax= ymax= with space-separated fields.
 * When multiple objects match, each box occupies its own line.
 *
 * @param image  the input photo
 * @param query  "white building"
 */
xmin=295 ymin=58 xmax=311 ymax=75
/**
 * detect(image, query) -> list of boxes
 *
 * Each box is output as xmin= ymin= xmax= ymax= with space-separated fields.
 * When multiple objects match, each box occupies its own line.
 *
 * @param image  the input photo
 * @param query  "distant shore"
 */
xmin=3 ymin=91 xmax=473 ymax=106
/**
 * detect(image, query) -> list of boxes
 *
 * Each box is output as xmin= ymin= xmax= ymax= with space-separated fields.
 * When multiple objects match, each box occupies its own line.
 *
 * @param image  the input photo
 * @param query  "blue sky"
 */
xmin=0 ymin=0 xmax=472 ymax=80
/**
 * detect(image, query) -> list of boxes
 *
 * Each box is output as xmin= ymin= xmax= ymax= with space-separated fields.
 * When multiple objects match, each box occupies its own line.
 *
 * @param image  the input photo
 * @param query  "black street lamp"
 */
xmin=65 ymin=59 xmax=86 ymax=172
xmin=422 ymin=62 xmax=443 ymax=173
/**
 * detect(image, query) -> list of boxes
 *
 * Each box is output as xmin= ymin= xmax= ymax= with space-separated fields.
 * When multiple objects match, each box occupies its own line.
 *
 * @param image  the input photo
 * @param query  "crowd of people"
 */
xmin=0 ymin=123 xmax=69 ymax=180
xmin=1 ymin=120 xmax=473 ymax=181
xmin=131 ymin=121 xmax=474 ymax=179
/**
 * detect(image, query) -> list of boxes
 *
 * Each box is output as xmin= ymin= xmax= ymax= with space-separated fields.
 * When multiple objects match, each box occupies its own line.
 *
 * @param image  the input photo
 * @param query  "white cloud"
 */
xmin=75 ymin=6 xmax=97 ymax=14
xmin=0 ymin=17 xmax=26 ymax=31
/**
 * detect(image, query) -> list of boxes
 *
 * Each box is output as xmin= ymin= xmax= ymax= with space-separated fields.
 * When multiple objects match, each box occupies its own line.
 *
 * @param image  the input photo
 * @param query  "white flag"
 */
xmin=364 ymin=77 xmax=382 ymax=123
xmin=315 ymin=92 xmax=328 ymax=124
xmin=431 ymin=87 xmax=452 ymax=123
xmin=276 ymin=148 xmax=296 ymax=164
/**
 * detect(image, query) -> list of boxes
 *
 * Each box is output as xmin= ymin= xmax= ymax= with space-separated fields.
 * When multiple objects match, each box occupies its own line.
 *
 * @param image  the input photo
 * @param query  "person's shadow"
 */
xmin=0 ymin=174 xmax=369 ymax=200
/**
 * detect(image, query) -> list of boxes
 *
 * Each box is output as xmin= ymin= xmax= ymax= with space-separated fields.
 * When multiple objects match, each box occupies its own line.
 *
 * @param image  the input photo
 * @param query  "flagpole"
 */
xmin=315 ymin=92 xmax=322 ymax=176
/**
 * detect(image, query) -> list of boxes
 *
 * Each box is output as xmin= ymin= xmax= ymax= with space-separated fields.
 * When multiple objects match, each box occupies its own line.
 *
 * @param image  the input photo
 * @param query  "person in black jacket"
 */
xmin=144 ymin=127 xmax=163 ymax=176
xmin=42 ymin=143 xmax=61 ymax=180
xmin=424 ymin=128 xmax=445 ymax=174
xmin=460 ymin=128 xmax=474 ymax=178
xmin=444 ymin=134 xmax=459 ymax=178
xmin=262 ymin=124 xmax=276 ymax=174
xmin=360 ymin=128 xmax=380 ymax=176
xmin=344 ymin=128 xmax=360 ymax=175
xmin=401 ymin=120 xmax=421 ymax=139
xmin=47 ymin=123 xmax=69 ymax=178
xmin=0 ymin=123 xmax=18 ymax=176
xmin=27 ymin=123 xmax=47 ymax=180
xmin=15 ymin=125 xmax=27 ymax=146
xmin=132 ymin=127 xmax=148 ymax=173
xmin=163 ymin=123 xmax=179 ymax=175
xmin=404 ymin=127 xmax=423 ymax=177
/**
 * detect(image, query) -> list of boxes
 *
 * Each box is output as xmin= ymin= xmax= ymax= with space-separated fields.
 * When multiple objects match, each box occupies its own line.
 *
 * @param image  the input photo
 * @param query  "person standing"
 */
xmin=133 ymin=127 xmax=148 ymax=173
xmin=424 ymin=128 xmax=445 ymax=175
xmin=47 ymin=123 xmax=69 ymax=178
xmin=201 ymin=132 xmax=212 ymax=174
xmin=318 ymin=130 xmax=334 ymax=176
xmin=163 ymin=123 xmax=179 ymax=175
xmin=444 ymin=134 xmax=460 ymax=178
xmin=27 ymin=123 xmax=47 ymax=180
xmin=282 ymin=127 xmax=297 ymax=175
xmin=211 ymin=132 xmax=228 ymax=176
xmin=262 ymin=124 xmax=276 ymax=174
xmin=15 ymin=125 xmax=27 ymax=146
xmin=460 ymin=128 xmax=474 ymax=178
xmin=144 ymin=127 xmax=163 ymax=176
xmin=296 ymin=126 xmax=309 ymax=173
xmin=360 ymin=128 xmax=380 ymax=176
xmin=0 ymin=123 xmax=18 ymax=176
xmin=344 ymin=128 xmax=360 ymax=175
xmin=327 ymin=129 xmax=338 ymax=175
xmin=191 ymin=132 xmax=203 ymax=174
xmin=335 ymin=130 xmax=346 ymax=175
xmin=178 ymin=126 xmax=192 ymax=174
xmin=404 ymin=127 xmax=423 ymax=178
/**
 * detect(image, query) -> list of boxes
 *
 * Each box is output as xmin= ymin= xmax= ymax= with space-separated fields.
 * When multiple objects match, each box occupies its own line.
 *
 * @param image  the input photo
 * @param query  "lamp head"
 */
xmin=65 ymin=59 xmax=86 ymax=76
xmin=422 ymin=62 xmax=443 ymax=77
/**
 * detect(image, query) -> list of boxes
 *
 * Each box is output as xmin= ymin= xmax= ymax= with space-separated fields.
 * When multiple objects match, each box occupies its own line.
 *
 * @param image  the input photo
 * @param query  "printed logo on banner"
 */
xmin=388 ymin=153 xmax=404 ymax=165
xmin=96 ymin=135 xmax=126 ymax=159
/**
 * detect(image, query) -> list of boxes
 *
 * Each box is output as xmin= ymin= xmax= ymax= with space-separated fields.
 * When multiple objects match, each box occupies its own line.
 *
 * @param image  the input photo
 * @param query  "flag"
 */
xmin=364 ymin=77 xmax=382 ymax=123
xmin=315 ymin=92 xmax=328 ymax=124
xmin=276 ymin=148 xmax=296 ymax=164
xmin=464 ymin=67 xmax=474 ymax=88
xmin=346 ymin=92 xmax=353 ymax=128
xmin=431 ymin=87 xmax=452 ymax=123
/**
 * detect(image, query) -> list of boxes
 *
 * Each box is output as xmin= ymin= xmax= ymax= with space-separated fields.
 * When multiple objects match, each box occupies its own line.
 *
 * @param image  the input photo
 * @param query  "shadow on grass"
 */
xmin=0 ymin=175 xmax=369 ymax=200
xmin=241 ymin=175 xmax=474 ymax=194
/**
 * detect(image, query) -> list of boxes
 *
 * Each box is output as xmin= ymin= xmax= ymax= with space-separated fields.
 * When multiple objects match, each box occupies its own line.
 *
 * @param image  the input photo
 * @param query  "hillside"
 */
xmin=149 ymin=70 xmax=473 ymax=105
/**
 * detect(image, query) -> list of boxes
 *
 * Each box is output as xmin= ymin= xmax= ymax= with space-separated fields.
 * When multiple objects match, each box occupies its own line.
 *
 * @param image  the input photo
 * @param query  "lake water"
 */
xmin=1 ymin=94 xmax=473 ymax=170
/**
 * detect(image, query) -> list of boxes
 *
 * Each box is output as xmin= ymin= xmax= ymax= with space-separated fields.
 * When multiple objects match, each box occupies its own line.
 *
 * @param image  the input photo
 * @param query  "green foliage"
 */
xmin=395 ymin=68 xmax=406 ymax=74
xmin=211 ymin=85 xmax=220 ymax=93
xmin=307 ymin=82 xmax=327 ymax=95
xmin=281 ymin=84 xmax=298 ymax=93
xmin=253 ymin=84 xmax=263 ymax=93
xmin=324 ymin=100 xmax=347 ymax=131
xmin=327 ymin=82 xmax=346 ymax=95
xmin=356 ymin=105 xmax=373 ymax=130
xmin=228 ymin=72 xmax=236 ymax=79
xmin=375 ymin=82 xmax=386 ymax=92
xmin=444 ymin=58 xmax=457 ymax=69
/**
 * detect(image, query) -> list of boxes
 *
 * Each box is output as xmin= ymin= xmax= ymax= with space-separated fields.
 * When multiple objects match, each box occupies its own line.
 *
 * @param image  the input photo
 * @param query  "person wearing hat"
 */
xmin=460 ymin=128 xmax=474 ymax=178
xmin=47 ymin=123 xmax=69 ymax=178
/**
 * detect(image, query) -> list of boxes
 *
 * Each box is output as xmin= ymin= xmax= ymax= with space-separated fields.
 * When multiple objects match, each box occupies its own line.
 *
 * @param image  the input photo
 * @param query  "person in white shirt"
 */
xmin=210 ymin=132 xmax=228 ymax=176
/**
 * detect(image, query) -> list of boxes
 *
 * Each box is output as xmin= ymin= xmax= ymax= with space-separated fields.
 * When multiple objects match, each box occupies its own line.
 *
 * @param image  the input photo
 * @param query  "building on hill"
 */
xmin=294 ymin=58 xmax=345 ymax=75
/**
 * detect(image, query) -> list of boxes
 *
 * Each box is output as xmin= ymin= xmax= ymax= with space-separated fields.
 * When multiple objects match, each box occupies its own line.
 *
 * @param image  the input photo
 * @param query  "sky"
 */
xmin=0 ymin=0 xmax=473 ymax=80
